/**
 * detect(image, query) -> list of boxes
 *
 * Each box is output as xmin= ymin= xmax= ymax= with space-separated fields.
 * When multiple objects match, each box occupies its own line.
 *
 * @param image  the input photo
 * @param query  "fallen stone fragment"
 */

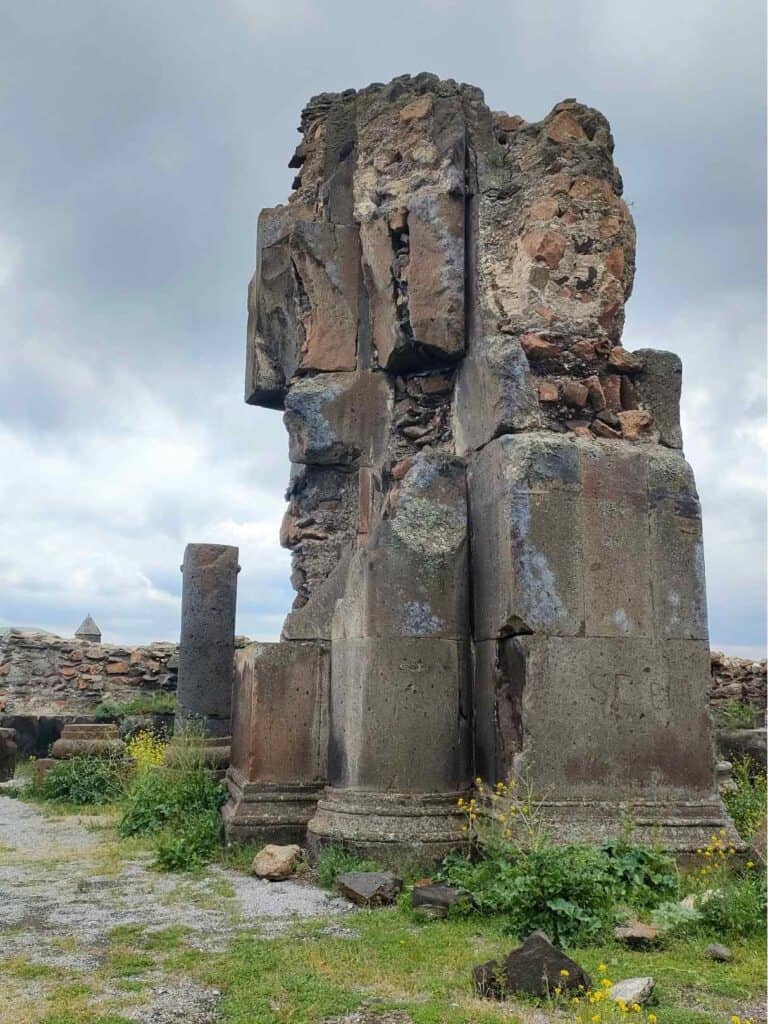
xmin=473 ymin=931 xmax=591 ymax=999
xmin=336 ymin=871 xmax=403 ymax=907
xmin=411 ymin=883 xmax=466 ymax=918
xmin=609 ymin=977 xmax=655 ymax=1006
xmin=614 ymin=921 xmax=661 ymax=946
xmin=251 ymin=843 xmax=302 ymax=880
xmin=706 ymin=943 xmax=732 ymax=962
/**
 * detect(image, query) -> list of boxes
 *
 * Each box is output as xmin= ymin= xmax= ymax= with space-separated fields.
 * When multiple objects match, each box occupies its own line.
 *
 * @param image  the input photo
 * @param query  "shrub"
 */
xmin=439 ymin=844 xmax=618 ymax=945
xmin=315 ymin=844 xmax=380 ymax=889
xmin=125 ymin=730 xmax=166 ymax=769
xmin=599 ymin=838 xmax=679 ymax=909
xmin=118 ymin=763 xmax=225 ymax=840
xmin=696 ymin=869 xmax=767 ymax=939
xmin=39 ymin=755 xmax=127 ymax=805
xmin=723 ymin=757 xmax=767 ymax=841
xmin=438 ymin=775 xmax=682 ymax=945
xmin=714 ymin=700 xmax=760 ymax=729
xmin=154 ymin=813 xmax=223 ymax=872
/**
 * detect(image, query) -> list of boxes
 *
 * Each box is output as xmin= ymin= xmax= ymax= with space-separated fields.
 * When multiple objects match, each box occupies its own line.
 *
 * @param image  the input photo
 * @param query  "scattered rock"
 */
xmin=609 ymin=977 xmax=655 ymax=1006
xmin=473 ymin=930 xmax=591 ymax=999
xmin=336 ymin=871 xmax=403 ymax=907
xmin=614 ymin=921 xmax=661 ymax=946
xmin=251 ymin=844 xmax=302 ymax=880
xmin=706 ymin=943 xmax=732 ymax=962
xmin=411 ymin=883 xmax=465 ymax=918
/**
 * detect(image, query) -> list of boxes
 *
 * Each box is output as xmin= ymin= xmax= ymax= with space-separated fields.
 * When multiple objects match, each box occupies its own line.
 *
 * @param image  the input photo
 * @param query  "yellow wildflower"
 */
xmin=560 ymin=969 xmax=570 ymax=977
xmin=601 ymin=978 xmax=613 ymax=988
xmin=730 ymin=1016 xmax=741 ymax=1024
xmin=598 ymin=963 xmax=608 ymax=972
xmin=648 ymin=1015 xmax=657 ymax=1024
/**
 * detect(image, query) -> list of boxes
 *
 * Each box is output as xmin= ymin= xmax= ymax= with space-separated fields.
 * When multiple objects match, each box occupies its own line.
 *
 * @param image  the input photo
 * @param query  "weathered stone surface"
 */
xmin=50 ymin=723 xmax=125 ymax=760
xmin=614 ymin=922 xmax=661 ymax=946
xmin=411 ymin=883 xmax=465 ymax=917
xmin=717 ymin=728 xmax=767 ymax=768
xmin=236 ymin=74 xmax=735 ymax=859
xmin=474 ymin=931 xmax=591 ymax=999
xmin=177 ymin=544 xmax=238 ymax=738
xmin=706 ymin=943 xmax=732 ymax=962
xmin=251 ymin=843 xmax=301 ymax=880
xmin=609 ymin=978 xmax=655 ymax=1005
xmin=634 ymin=350 xmax=682 ymax=449
xmin=0 ymin=727 xmax=17 ymax=781
xmin=0 ymin=629 xmax=178 ymax=718
xmin=284 ymin=372 xmax=392 ymax=466
xmin=223 ymin=640 xmax=328 ymax=844
xmin=336 ymin=871 xmax=402 ymax=906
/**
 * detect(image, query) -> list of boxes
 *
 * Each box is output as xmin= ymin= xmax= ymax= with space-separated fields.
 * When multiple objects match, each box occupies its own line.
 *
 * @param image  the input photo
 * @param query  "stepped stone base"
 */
xmin=50 ymin=723 xmax=125 ymax=760
xmin=222 ymin=766 xmax=322 ymax=845
xmin=536 ymin=797 xmax=744 ymax=852
xmin=307 ymin=787 xmax=470 ymax=872
xmin=165 ymin=735 xmax=231 ymax=780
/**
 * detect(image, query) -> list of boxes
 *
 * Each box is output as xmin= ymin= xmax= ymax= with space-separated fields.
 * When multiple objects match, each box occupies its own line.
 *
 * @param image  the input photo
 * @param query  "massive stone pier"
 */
xmin=225 ymin=73 xmax=737 ymax=861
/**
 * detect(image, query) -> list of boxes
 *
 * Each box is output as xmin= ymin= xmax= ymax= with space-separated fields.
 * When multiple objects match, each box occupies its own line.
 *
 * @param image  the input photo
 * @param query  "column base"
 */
xmin=165 ymin=735 xmax=231 ymax=780
xmin=222 ymin=766 xmax=324 ymax=845
xmin=306 ymin=787 xmax=470 ymax=872
xmin=535 ymin=797 xmax=744 ymax=853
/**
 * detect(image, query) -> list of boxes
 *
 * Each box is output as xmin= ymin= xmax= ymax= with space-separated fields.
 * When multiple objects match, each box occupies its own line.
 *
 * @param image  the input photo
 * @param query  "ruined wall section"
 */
xmin=0 ymin=629 xmax=177 ymax=715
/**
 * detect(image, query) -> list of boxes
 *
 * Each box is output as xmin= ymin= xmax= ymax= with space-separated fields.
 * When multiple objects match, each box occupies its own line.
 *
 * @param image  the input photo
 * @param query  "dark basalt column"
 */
xmin=177 ymin=543 xmax=239 ymax=740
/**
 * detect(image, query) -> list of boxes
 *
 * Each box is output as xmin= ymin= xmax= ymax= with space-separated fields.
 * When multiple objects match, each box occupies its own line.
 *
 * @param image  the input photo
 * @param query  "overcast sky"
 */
xmin=0 ymin=0 xmax=765 ymax=656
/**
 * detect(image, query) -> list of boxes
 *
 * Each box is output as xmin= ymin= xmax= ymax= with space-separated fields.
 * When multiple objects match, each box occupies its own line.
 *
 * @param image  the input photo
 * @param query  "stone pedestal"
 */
xmin=176 ymin=543 xmax=239 ymax=771
xmin=0 ymin=727 xmax=18 ymax=781
xmin=222 ymin=641 xmax=328 ymax=844
xmin=35 ymin=723 xmax=125 ymax=785
xmin=469 ymin=434 xmax=740 ymax=850
xmin=50 ymin=723 xmax=125 ymax=759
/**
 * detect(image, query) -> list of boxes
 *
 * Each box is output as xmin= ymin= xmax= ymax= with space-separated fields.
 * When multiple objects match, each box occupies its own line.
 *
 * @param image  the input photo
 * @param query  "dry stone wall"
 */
xmin=0 ymin=629 xmax=178 ymax=715
xmin=709 ymin=651 xmax=767 ymax=720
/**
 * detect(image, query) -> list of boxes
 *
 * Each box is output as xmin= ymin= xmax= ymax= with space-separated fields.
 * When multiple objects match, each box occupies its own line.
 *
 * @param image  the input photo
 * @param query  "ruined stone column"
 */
xmin=231 ymin=73 xmax=737 ymax=860
xmin=174 ymin=543 xmax=239 ymax=772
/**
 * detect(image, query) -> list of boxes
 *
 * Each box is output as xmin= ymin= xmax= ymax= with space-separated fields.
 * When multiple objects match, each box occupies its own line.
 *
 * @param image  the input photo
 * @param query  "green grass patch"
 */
xmin=186 ymin=908 xmax=766 ymax=1024
xmin=93 ymin=693 xmax=176 ymax=720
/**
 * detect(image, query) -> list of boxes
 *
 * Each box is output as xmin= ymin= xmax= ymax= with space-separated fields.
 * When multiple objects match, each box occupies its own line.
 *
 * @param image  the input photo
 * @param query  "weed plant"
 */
xmin=37 ymin=754 xmax=128 ymax=806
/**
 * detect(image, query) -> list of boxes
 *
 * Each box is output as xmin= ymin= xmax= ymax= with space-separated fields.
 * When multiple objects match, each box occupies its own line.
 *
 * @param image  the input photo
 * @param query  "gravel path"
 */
xmin=0 ymin=788 xmax=351 ymax=1023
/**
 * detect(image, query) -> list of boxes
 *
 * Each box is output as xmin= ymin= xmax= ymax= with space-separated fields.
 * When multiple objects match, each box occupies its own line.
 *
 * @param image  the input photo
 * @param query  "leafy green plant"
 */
xmin=695 ymin=869 xmax=766 ymax=938
xmin=38 ymin=754 xmax=128 ymax=805
xmin=714 ymin=700 xmax=760 ymax=729
xmin=315 ymin=844 xmax=380 ymax=889
xmin=154 ymin=813 xmax=222 ymax=872
xmin=599 ymin=838 xmax=679 ymax=909
xmin=723 ymin=756 xmax=767 ymax=841
xmin=118 ymin=764 xmax=225 ymax=840
xmin=439 ymin=843 xmax=619 ymax=945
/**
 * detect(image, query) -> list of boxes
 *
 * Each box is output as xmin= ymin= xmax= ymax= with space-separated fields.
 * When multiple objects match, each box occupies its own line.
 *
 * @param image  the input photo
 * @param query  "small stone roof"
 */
xmin=74 ymin=614 xmax=101 ymax=641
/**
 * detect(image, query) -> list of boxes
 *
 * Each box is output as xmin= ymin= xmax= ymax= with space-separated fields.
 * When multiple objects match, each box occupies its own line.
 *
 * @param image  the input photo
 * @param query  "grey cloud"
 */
xmin=0 ymin=0 xmax=764 ymax=649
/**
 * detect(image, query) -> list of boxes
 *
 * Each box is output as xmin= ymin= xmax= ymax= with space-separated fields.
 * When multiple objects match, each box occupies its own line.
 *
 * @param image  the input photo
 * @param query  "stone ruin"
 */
xmin=214 ymin=72 xmax=739 ymax=864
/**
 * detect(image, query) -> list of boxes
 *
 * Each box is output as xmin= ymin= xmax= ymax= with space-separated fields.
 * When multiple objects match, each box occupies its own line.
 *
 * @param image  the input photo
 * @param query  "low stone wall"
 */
xmin=0 ymin=629 xmax=178 ymax=715
xmin=2 ymin=627 xmax=764 ymax=725
xmin=709 ymin=651 xmax=767 ymax=722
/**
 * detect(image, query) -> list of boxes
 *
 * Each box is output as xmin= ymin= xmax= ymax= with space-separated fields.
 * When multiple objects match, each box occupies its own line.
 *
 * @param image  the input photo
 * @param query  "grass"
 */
xmin=188 ymin=909 xmax=765 ymax=1024
xmin=93 ymin=693 xmax=176 ymax=720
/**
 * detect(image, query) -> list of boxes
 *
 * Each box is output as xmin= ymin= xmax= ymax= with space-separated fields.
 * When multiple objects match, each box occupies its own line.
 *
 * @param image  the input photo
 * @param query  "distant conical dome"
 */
xmin=74 ymin=614 xmax=101 ymax=642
